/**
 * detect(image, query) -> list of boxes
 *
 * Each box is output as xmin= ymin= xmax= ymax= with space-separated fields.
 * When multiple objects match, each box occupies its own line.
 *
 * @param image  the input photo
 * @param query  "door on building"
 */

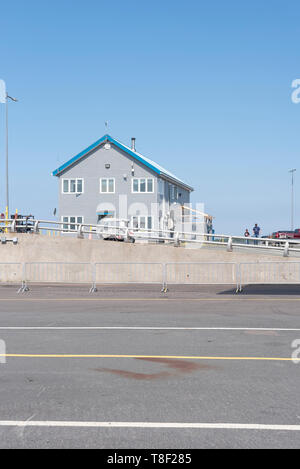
xmin=97 ymin=211 xmax=115 ymax=223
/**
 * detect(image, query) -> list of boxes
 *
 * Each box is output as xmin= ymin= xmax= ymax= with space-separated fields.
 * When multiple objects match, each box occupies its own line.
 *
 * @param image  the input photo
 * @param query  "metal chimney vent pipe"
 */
xmin=131 ymin=138 xmax=136 ymax=152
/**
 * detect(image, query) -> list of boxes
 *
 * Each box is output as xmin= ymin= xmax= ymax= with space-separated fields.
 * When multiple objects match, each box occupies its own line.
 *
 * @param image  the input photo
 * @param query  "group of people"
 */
xmin=244 ymin=224 xmax=261 ymax=244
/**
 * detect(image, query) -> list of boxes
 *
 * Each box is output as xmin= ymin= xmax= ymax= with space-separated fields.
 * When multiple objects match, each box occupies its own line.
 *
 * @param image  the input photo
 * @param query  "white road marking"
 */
xmin=0 ymin=326 xmax=299 ymax=331
xmin=0 ymin=420 xmax=299 ymax=431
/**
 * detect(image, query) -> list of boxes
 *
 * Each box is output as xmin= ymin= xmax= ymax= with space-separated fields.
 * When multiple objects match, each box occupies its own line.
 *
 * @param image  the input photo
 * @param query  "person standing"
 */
xmin=244 ymin=228 xmax=250 ymax=244
xmin=253 ymin=223 xmax=261 ymax=245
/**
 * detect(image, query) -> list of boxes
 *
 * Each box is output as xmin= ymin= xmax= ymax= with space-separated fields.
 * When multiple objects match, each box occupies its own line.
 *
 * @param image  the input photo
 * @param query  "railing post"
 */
xmin=33 ymin=221 xmax=39 ymax=234
xmin=174 ymin=232 xmax=180 ymax=247
xmin=77 ymin=224 xmax=84 ymax=239
xmin=10 ymin=220 xmax=16 ymax=233
xmin=283 ymin=241 xmax=289 ymax=257
xmin=227 ymin=237 xmax=233 ymax=252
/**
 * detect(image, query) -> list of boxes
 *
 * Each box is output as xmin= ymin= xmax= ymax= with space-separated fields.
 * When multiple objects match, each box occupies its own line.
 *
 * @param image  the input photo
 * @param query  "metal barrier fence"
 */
xmin=0 ymin=263 xmax=23 ymax=284
xmin=22 ymin=262 xmax=95 ymax=292
xmin=165 ymin=262 xmax=237 ymax=288
xmin=94 ymin=262 xmax=163 ymax=286
xmin=0 ymin=261 xmax=299 ymax=293
xmin=238 ymin=262 xmax=300 ymax=291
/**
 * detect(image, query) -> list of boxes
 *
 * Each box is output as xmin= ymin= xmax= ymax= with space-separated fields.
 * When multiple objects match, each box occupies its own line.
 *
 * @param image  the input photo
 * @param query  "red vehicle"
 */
xmin=272 ymin=230 xmax=294 ymax=239
xmin=272 ymin=229 xmax=300 ymax=239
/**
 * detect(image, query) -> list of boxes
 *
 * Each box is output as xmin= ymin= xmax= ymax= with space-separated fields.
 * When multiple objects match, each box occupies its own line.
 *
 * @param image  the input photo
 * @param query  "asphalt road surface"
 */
xmin=0 ymin=283 xmax=300 ymax=449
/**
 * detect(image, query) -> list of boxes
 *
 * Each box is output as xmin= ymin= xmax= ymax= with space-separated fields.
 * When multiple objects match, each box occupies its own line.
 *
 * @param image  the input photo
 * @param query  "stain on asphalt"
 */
xmin=137 ymin=357 xmax=212 ymax=371
xmin=93 ymin=368 xmax=172 ymax=380
xmin=93 ymin=358 xmax=215 ymax=380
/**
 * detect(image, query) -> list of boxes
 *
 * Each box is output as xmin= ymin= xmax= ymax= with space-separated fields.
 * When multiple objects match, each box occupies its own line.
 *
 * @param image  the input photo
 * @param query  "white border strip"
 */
xmin=0 ymin=421 xmax=299 ymax=431
xmin=0 ymin=326 xmax=299 ymax=331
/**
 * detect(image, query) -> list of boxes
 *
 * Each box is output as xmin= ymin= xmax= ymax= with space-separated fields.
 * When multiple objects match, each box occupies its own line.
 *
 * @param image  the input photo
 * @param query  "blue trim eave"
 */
xmin=52 ymin=135 xmax=108 ymax=176
xmin=52 ymin=134 xmax=160 ymax=177
xmin=52 ymin=134 xmax=194 ymax=191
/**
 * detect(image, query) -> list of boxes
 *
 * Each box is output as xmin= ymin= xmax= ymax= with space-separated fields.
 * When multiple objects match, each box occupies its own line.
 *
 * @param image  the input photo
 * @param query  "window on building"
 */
xmin=97 ymin=211 xmax=115 ymax=223
xmin=62 ymin=179 xmax=84 ymax=194
xmin=132 ymin=178 xmax=154 ymax=193
xmin=140 ymin=179 xmax=146 ymax=193
xmin=147 ymin=179 xmax=153 ymax=192
xmin=132 ymin=216 xmax=139 ymax=229
xmin=158 ymin=179 xmax=164 ymax=195
xmin=62 ymin=216 xmax=83 ymax=232
xmin=131 ymin=216 xmax=153 ymax=230
xmin=100 ymin=178 xmax=115 ymax=193
xmin=169 ymin=184 xmax=179 ymax=201
xmin=133 ymin=179 xmax=139 ymax=192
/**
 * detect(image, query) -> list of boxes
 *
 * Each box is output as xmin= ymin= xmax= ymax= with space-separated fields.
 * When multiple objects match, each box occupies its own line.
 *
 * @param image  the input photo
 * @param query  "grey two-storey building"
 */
xmin=52 ymin=134 xmax=194 ymax=232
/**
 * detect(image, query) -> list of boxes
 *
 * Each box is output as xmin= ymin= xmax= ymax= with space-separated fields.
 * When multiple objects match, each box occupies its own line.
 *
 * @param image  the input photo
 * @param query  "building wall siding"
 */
xmin=57 ymin=142 xmax=191 ymax=230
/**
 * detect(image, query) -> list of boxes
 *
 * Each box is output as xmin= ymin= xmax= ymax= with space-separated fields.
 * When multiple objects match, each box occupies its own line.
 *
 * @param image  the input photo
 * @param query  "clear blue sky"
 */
xmin=0 ymin=0 xmax=300 ymax=234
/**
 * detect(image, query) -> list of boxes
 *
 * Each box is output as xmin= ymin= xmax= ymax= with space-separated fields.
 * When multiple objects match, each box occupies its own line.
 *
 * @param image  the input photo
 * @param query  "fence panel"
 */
xmin=0 ymin=263 xmax=23 ymax=284
xmin=239 ymin=262 xmax=300 ymax=289
xmin=24 ymin=262 xmax=94 ymax=285
xmin=165 ymin=262 xmax=237 ymax=285
xmin=94 ymin=263 xmax=164 ymax=285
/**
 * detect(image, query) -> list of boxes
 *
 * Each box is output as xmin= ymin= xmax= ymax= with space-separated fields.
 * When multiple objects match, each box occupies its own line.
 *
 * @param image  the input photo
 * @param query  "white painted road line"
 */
xmin=0 ymin=326 xmax=300 ymax=331
xmin=0 ymin=421 xmax=300 ymax=431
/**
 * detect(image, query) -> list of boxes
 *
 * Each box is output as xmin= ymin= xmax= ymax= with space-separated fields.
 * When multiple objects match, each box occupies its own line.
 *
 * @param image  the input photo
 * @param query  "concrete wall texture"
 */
xmin=0 ymin=233 xmax=289 ymax=264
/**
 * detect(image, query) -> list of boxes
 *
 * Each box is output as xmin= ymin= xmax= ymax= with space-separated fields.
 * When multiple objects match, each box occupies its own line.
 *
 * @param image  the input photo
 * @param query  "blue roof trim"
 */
xmin=52 ymin=134 xmax=160 ymax=177
xmin=52 ymin=134 xmax=193 ymax=191
xmin=52 ymin=135 xmax=108 ymax=176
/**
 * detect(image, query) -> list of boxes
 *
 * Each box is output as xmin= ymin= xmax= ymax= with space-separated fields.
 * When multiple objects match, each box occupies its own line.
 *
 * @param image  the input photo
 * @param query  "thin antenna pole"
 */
xmin=5 ymin=93 xmax=18 ymax=217
xmin=289 ymin=168 xmax=296 ymax=231
xmin=5 ymin=94 xmax=9 ymax=215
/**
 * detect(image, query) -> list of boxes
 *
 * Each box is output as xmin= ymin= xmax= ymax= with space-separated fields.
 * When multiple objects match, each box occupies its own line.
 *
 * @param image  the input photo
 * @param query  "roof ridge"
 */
xmin=52 ymin=134 xmax=193 ymax=191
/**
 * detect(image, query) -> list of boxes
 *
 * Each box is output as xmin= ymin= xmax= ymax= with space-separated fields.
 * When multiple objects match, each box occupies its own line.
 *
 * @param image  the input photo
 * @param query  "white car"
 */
xmin=96 ymin=218 xmax=135 ymax=243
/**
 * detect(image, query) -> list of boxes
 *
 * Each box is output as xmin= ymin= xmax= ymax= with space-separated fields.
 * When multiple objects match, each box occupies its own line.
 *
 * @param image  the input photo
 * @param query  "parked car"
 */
xmin=293 ymin=229 xmax=300 ymax=239
xmin=94 ymin=218 xmax=135 ymax=243
xmin=271 ymin=230 xmax=295 ymax=239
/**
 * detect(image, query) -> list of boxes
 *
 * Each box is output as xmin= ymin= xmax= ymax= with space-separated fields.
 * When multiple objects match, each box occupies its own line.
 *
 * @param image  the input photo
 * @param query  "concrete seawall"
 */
xmin=0 ymin=233 xmax=292 ymax=264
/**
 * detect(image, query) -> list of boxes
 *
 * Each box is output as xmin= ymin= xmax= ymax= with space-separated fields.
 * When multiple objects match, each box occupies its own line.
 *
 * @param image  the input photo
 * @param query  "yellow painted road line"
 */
xmin=0 ymin=354 xmax=294 ymax=361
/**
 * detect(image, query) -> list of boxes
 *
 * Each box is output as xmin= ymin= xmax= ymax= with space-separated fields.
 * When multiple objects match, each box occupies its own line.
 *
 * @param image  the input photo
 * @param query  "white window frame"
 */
xmin=100 ymin=178 xmax=115 ymax=194
xmin=131 ymin=178 xmax=154 ymax=193
xmin=62 ymin=178 xmax=84 ymax=194
xmin=131 ymin=215 xmax=153 ymax=230
xmin=61 ymin=216 xmax=84 ymax=232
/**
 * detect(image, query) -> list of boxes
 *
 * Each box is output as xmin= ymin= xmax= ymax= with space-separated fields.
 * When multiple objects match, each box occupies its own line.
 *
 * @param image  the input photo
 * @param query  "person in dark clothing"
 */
xmin=253 ymin=224 xmax=261 ymax=245
xmin=244 ymin=228 xmax=250 ymax=244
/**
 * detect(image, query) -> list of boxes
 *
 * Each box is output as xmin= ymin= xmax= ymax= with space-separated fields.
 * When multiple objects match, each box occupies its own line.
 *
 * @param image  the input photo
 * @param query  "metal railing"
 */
xmin=2 ymin=218 xmax=300 ymax=257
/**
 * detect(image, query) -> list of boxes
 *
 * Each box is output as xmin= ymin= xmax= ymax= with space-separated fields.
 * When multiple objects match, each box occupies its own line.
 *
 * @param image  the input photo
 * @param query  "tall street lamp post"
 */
xmin=5 ymin=93 xmax=18 ymax=218
xmin=289 ymin=168 xmax=296 ymax=231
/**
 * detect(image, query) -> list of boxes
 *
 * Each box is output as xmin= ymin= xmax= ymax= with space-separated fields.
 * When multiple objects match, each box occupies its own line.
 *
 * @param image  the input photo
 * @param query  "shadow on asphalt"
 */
xmin=219 ymin=284 xmax=300 ymax=296
xmin=1 ymin=283 xmax=300 ymax=297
